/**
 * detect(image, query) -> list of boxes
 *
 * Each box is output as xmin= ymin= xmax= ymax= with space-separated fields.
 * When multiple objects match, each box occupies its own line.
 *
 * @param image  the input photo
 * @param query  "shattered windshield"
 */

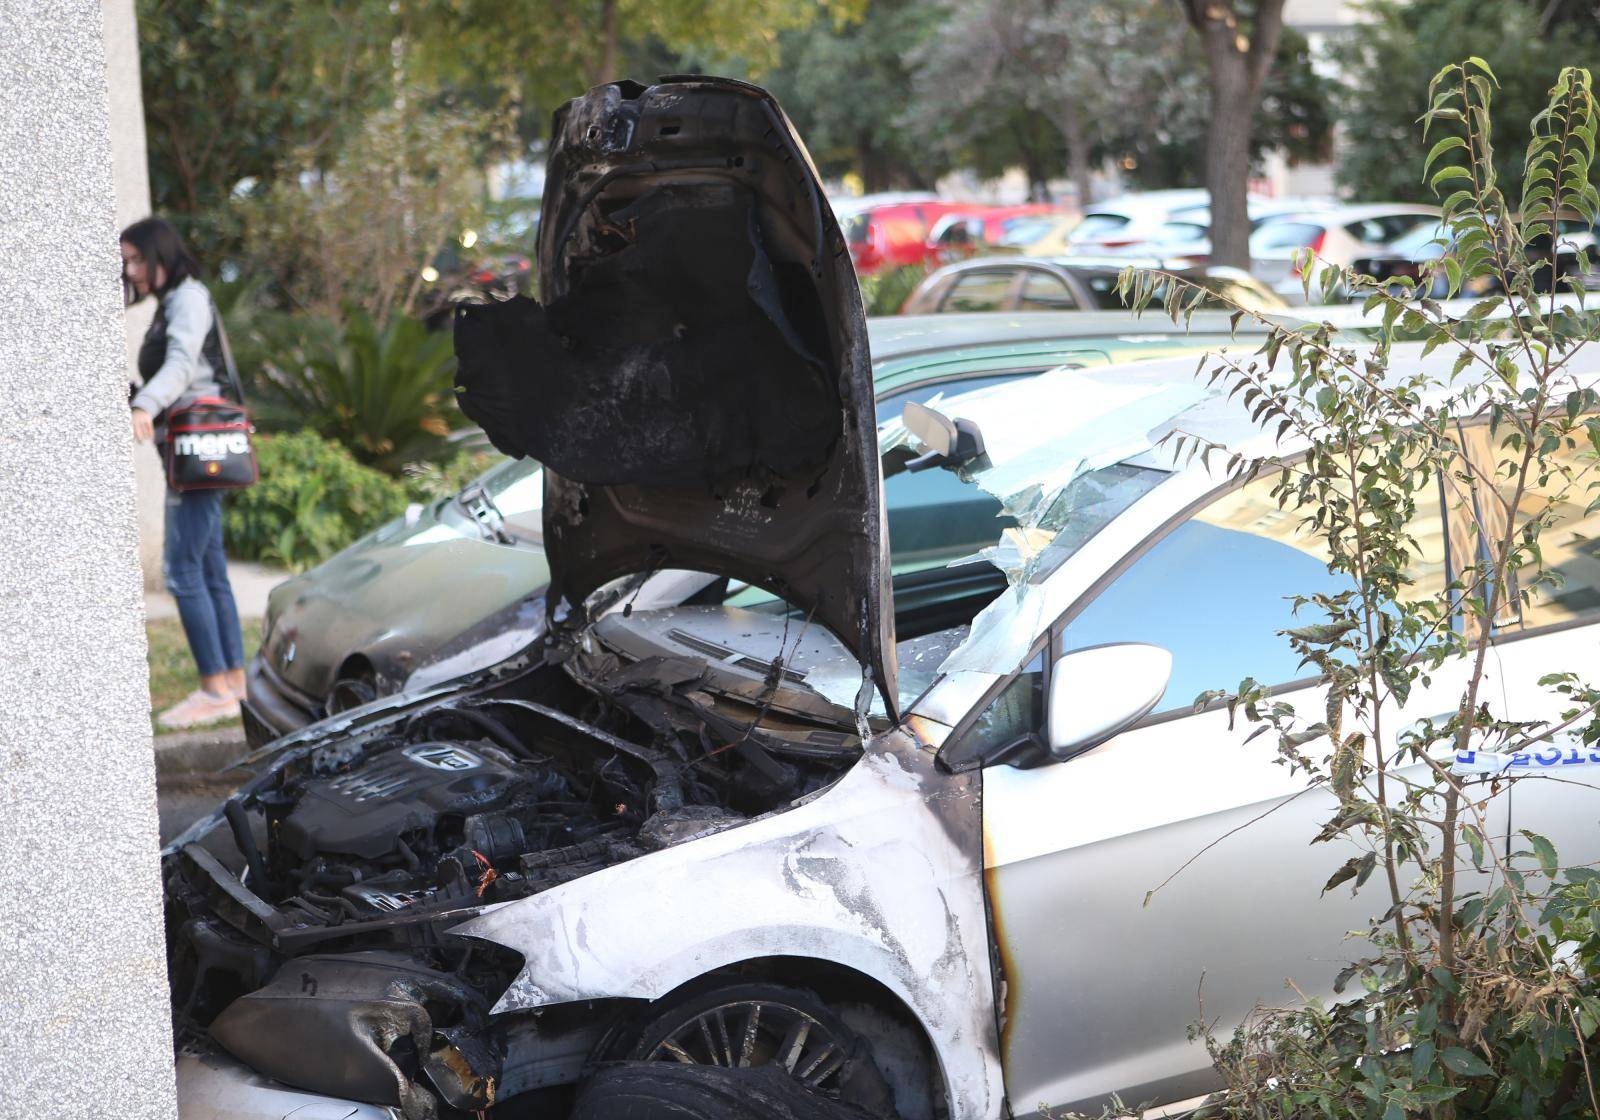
xmin=587 ymin=365 xmax=1208 ymax=726
xmin=893 ymin=365 xmax=1212 ymax=680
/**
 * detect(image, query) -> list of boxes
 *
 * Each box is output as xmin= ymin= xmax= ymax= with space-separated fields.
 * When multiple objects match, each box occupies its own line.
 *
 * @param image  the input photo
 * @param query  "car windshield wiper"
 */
xmin=457 ymin=484 xmax=515 ymax=545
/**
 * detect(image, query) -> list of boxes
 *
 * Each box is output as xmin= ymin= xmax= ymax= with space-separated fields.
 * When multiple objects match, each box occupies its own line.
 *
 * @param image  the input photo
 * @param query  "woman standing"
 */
xmin=123 ymin=217 xmax=246 ymax=729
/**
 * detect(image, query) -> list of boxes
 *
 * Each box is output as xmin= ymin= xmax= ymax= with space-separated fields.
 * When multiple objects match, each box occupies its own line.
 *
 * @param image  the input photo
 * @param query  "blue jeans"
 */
xmin=163 ymin=488 xmax=244 ymax=679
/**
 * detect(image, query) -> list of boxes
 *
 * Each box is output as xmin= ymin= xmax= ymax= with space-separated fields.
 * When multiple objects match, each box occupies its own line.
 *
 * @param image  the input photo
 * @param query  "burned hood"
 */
xmin=454 ymin=76 xmax=895 ymax=716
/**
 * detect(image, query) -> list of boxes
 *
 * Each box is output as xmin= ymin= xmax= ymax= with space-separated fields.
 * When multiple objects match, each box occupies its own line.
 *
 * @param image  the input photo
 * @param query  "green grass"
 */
xmin=147 ymin=616 xmax=262 ymax=733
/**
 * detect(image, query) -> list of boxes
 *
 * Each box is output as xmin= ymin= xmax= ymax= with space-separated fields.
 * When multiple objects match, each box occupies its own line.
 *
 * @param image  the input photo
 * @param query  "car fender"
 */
xmin=452 ymin=729 xmax=1004 ymax=1120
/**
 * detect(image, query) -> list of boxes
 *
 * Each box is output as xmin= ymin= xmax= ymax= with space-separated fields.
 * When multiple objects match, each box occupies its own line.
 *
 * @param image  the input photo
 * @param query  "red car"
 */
xmin=926 ymin=204 xmax=1071 ymax=265
xmin=839 ymin=199 xmax=978 ymax=275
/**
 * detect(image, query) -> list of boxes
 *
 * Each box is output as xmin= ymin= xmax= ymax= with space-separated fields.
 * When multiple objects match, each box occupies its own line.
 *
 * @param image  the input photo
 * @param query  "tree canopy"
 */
xmin=1334 ymin=0 xmax=1600 ymax=202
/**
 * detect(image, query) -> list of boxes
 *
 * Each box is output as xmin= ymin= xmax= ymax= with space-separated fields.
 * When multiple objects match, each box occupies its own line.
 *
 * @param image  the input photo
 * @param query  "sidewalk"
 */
xmin=144 ymin=559 xmax=287 ymax=622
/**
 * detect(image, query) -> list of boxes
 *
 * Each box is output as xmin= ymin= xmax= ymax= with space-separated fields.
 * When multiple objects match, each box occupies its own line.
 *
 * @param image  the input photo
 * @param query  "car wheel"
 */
xmin=587 ymin=982 xmax=896 ymax=1118
xmin=571 ymin=1062 xmax=879 ymax=1120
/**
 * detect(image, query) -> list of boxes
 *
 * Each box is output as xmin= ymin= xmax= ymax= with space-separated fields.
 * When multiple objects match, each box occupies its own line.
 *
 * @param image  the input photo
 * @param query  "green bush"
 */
xmin=225 ymin=430 xmax=415 ymax=572
xmin=402 ymin=447 xmax=499 ymax=503
xmin=857 ymin=263 xmax=928 ymax=316
xmin=231 ymin=307 xmax=461 ymax=476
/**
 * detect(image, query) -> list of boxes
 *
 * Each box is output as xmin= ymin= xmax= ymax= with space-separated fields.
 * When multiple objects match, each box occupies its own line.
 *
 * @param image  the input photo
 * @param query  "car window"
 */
xmin=1016 ymin=271 xmax=1079 ymax=311
xmin=1152 ymin=221 xmax=1207 ymax=244
xmin=1078 ymin=271 xmax=1130 ymax=310
xmin=878 ymin=371 xmax=1035 ymax=574
xmin=935 ymin=218 xmax=982 ymax=246
xmin=1387 ymin=222 xmax=1449 ymax=254
xmin=1344 ymin=215 xmax=1433 ymax=245
xmin=939 ymin=269 xmax=1016 ymax=312
xmin=940 ymin=648 xmax=1047 ymax=771
xmin=1477 ymin=429 xmax=1600 ymax=632
xmin=842 ymin=213 xmax=869 ymax=244
xmin=1054 ymin=471 xmax=1448 ymax=715
xmin=1070 ymin=213 xmax=1131 ymax=241
xmin=999 ymin=215 xmax=1057 ymax=245
xmin=1250 ymin=221 xmax=1325 ymax=253
xmin=884 ymin=467 xmax=1012 ymax=575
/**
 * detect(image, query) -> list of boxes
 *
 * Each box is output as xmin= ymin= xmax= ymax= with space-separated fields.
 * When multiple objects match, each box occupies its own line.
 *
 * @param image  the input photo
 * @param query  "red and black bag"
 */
xmin=164 ymin=300 xmax=258 ymax=492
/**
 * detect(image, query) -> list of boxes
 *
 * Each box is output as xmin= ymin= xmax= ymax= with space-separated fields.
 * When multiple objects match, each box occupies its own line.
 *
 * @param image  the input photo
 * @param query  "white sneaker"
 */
xmin=158 ymin=688 xmax=240 ymax=730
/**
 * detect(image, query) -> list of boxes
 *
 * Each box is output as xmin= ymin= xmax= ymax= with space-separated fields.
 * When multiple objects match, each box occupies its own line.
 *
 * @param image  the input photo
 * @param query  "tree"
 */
xmin=412 ymin=0 xmax=862 ymax=128
xmin=241 ymin=100 xmax=497 ymax=323
xmin=1172 ymin=0 xmax=1286 ymax=269
xmin=909 ymin=0 xmax=1188 ymax=210
xmin=1334 ymin=0 xmax=1600 ymax=203
xmin=137 ymin=0 xmax=399 ymax=257
xmin=1111 ymin=26 xmax=1331 ymax=191
xmin=764 ymin=0 xmax=950 ymax=192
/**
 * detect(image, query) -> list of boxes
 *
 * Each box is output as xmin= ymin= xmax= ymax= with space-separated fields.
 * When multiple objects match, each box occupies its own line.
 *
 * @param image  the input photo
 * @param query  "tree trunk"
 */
xmin=1203 ymin=44 xmax=1254 ymax=269
xmin=1050 ymin=102 xmax=1094 ymax=212
xmin=593 ymin=0 xmax=619 ymax=86
xmin=1182 ymin=0 xmax=1286 ymax=271
xmin=858 ymin=140 xmax=889 ymax=193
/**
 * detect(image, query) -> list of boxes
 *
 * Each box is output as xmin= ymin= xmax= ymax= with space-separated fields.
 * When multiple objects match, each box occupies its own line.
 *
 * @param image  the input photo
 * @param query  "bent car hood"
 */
xmin=454 ymin=76 xmax=895 ymax=715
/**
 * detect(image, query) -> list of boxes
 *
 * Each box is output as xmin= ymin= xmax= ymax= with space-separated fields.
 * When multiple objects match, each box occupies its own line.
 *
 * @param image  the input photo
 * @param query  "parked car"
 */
xmin=1112 ymin=198 xmax=1339 ymax=263
xmin=170 ymin=77 xmax=1600 ymax=1120
xmin=838 ymin=198 xmax=969 ymax=275
xmin=925 ymin=204 xmax=1069 ymax=264
xmin=1060 ymin=188 xmax=1215 ymax=252
xmin=1353 ymin=213 xmax=1600 ymax=298
xmin=1248 ymin=203 xmax=1441 ymax=303
xmin=245 ymin=309 xmax=1284 ymax=744
xmin=899 ymin=255 xmax=1289 ymax=316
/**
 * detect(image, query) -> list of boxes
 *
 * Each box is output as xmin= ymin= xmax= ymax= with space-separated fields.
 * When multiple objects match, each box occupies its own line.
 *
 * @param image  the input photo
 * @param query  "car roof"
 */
xmin=931 ymin=335 xmax=1600 ymax=467
xmin=866 ymin=310 xmax=1272 ymax=364
xmin=1256 ymin=202 xmax=1443 ymax=227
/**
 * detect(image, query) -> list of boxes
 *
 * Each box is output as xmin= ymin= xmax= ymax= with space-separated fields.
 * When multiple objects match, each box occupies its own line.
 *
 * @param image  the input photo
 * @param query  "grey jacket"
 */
xmin=131 ymin=277 xmax=222 ymax=418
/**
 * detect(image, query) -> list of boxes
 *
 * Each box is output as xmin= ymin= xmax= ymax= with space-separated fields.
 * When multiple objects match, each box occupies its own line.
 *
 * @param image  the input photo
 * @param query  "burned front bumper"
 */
xmin=176 ymin=1052 xmax=400 ymax=1120
xmin=243 ymin=653 xmax=321 ymax=747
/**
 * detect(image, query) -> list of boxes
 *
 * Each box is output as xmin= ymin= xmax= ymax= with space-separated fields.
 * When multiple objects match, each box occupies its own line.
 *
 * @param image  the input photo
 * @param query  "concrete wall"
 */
xmin=0 ymin=1 xmax=178 ymax=1116
xmin=102 ymin=0 xmax=167 ymax=588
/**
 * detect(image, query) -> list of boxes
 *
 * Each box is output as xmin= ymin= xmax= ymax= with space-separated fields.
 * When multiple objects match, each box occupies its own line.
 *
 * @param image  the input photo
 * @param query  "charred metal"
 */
xmin=165 ymin=633 xmax=869 ymax=1116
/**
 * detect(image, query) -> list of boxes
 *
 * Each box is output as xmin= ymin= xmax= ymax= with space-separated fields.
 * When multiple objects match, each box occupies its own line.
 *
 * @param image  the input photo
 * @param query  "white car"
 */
xmin=1249 ymin=203 xmax=1443 ymax=303
xmin=165 ymin=78 xmax=1600 ymax=1120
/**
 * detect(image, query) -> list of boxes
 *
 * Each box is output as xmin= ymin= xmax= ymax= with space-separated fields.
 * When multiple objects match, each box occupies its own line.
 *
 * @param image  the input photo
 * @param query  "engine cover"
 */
xmin=279 ymin=741 xmax=521 ymax=861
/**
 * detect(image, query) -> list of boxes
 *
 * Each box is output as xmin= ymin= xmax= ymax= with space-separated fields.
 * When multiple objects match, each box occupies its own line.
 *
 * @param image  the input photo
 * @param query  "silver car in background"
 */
xmin=1249 ymin=202 xmax=1442 ymax=303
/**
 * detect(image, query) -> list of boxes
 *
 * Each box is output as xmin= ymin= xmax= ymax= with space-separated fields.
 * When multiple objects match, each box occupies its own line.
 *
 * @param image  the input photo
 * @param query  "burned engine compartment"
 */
xmin=164 ymin=655 xmax=865 ymax=1117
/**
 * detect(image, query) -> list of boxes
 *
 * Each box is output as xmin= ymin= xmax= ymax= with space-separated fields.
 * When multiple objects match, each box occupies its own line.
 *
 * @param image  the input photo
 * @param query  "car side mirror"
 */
xmin=1046 ymin=643 xmax=1173 ymax=760
xmin=902 ymin=401 xmax=986 ymax=472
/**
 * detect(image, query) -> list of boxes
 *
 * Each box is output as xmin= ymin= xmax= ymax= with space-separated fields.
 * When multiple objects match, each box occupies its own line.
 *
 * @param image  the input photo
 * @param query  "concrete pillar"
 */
xmin=102 ymin=0 xmax=167 ymax=589
xmin=0 ymin=2 xmax=179 ymax=1117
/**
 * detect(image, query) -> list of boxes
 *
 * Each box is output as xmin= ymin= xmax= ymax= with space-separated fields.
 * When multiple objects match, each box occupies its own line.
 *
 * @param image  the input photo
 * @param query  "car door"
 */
xmin=970 ymin=468 xmax=1493 ymax=1116
xmin=1461 ymin=429 xmax=1600 ymax=896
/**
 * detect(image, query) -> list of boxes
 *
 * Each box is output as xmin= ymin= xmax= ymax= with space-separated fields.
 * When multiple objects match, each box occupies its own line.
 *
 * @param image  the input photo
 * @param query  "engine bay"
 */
xmin=164 ymin=650 xmax=865 ymax=1117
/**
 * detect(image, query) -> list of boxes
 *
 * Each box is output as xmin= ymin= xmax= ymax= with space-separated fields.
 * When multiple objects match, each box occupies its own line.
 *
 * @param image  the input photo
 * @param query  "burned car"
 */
xmin=166 ymin=77 xmax=1600 ymax=1120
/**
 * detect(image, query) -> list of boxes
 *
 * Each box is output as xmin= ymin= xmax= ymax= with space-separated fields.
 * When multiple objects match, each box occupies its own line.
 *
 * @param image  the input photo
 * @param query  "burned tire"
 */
xmin=571 ymin=1062 xmax=879 ymax=1120
xmin=589 ymin=982 xmax=897 ymax=1117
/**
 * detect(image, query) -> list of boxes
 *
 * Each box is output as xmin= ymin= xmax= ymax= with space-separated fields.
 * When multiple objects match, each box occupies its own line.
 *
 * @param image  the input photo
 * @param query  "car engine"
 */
xmin=164 ymin=671 xmax=859 ymax=1117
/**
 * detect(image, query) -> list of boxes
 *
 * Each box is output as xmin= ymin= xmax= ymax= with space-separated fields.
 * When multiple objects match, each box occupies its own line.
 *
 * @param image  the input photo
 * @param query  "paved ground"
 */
xmin=144 ymin=560 xmax=286 ymax=622
xmin=158 ymin=774 xmax=240 ymax=845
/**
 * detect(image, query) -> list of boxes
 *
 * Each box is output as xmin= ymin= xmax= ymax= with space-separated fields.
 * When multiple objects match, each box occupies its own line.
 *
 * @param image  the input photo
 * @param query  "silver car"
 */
xmin=1250 ymin=203 xmax=1442 ymax=304
xmin=165 ymin=78 xmax=1600 ymax=1120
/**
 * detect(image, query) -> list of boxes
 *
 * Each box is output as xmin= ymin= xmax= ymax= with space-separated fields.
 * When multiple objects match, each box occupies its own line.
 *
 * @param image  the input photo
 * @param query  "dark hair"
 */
xmin=119 ymin=216 xmax=201 ymax=301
